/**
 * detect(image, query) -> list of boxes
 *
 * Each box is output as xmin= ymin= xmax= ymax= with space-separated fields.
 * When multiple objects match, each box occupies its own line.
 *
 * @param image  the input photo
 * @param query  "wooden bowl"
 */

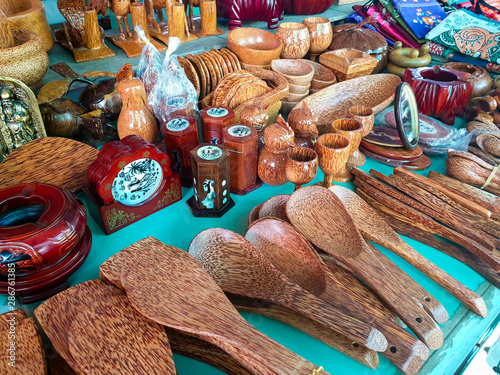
xmin=271 ymin=59 xmax=314 ymax=86
xmin=283 ymin=91 xmax=308 ymax=102
xmin=288 ymin=83 xmax=310 ymax=94
xmin=310 ymin=79 xmax=334 ymax=90
xmin=228 ymin=28 xmax=283 ymax=66
xmin=241 ymin=62 xmax=271 ymax=70
xmin=0 ymin=29 xmax=49 ymax=91
xmin=299 ymin=60 xmax=337 ymax=82
xmin=276 ymin=22 xmax=310 ymax=59
xmin=2 ymin=0 xmax=54 ymax=51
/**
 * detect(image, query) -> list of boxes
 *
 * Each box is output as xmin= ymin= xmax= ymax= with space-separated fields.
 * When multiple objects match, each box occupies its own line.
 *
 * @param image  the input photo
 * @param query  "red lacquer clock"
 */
xmin=86 ymin=135 xmax=182 ymax=234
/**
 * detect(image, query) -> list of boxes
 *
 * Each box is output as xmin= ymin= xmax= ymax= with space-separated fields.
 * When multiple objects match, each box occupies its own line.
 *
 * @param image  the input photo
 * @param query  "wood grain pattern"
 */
xmin=248 ymin=203 xmax=263 ymax=225
xmin=0 ymin=309 xmax=27 ymax=330
xmin=189 ymin=229 xmax=387 ymax=352
xmin=122 ymin=237 xmax=329 ymax=375
xmin=67 ymin=293 xmax=176 ymax=375
xmin=246 ymin=218 xmax=429 ymax=373
xmin=355 ymin=175 xmax=500 ymax=273
xmin=330 ymin=182 xmax=487 ymax=319
xmin=287 ymin=186 xmax=444 ymax=350
xmin=0 ymin=137 xmax=98 ymax=192
xmin=259 ymin=195 xmax=291 ymax=223
xmin=227 ymin=294 xmax=380 ymax=369
xmin=0 ymin=318 xmax=46 ymax=375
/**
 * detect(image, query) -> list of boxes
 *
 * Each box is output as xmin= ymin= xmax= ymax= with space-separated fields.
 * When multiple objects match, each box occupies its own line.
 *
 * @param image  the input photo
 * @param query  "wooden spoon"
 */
xmin=188 ymin=228 xmax=387 ymax=352
xmin=246 ymin=218 xmax=429 ymax=373
xmin=287 ymin=186 xmax=444 ymax=350
xmin=248 ymin=203 xmax=263 ymax=226
xmin=259 ymin=194 xmax=291 ymax=223
xmin=329 ymin=183 xmax=487 ymax=319
xmin=121 ymin=237 xmax=329 ymax=375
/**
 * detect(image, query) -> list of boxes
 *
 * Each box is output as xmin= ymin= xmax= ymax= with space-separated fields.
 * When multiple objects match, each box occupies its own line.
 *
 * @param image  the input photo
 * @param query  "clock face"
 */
xmin=111 ymin=158 xmax=163 ymax=206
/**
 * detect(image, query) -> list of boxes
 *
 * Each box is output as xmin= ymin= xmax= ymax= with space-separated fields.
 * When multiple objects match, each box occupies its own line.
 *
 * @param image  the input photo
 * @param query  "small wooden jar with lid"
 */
xmin=186 ymin=144 xmax=235 ymax=217
xmin=222 ymin=124 xmax=260 ymax=195
xmin=161 ymin=116 xmax=199 ymax=187
xmin=200 ymin=106 xmax=235 ymax=144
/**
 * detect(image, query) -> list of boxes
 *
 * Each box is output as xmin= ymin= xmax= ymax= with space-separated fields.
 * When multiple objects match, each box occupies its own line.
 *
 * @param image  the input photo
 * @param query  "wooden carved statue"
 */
xmin=91 ymin=0 xmax=133 ymax=37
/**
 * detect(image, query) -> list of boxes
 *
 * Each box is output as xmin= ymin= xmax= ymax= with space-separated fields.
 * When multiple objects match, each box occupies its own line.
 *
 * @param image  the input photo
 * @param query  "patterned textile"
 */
xmin=391 ymin=0 xmax=448 ymax=39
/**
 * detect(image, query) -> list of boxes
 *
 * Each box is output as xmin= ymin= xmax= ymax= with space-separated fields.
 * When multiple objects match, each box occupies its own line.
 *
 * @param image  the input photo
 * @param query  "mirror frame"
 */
xmin=394 ymin=82 xmax=420 ymax=150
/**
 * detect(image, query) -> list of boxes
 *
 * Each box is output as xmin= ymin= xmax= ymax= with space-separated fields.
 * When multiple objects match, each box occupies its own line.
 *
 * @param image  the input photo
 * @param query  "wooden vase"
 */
xmin=116 ymin=78 xmax=158 ymax=143
xmin=316 ymin=133 xmax=350 ymax=186
xmin=285 ymin=147 xmax=318 ymax=190
xmin=331 ymin=118 xmax=364 ymax=174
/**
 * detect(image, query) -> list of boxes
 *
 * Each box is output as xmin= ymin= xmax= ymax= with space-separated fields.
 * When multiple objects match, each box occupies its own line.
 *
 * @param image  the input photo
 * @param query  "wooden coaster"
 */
xmin=0 ymin=137 xmax=99 ymax=193
xmin=68 ymin=294 xmax=176 ymax=375
xmin=200 ymin=52 xmax=218 ymax=93
xmin=205 ymin=51 xmax=223 ymax=87
xmin=190 ymin=54 xmax=210 ymax=98
xmin=216 ymin=49 xmax=234 ymax=72
xmin=209 ymin=50 xmax=229 ymax=76
xmin=178 ymin=56 xmax=200 ymax=98
xmin=222 ymin=48 xmax=242 ymax=70
xmin=0 ymin=309 xmax=27 ymax=330
xmin=33 ymin=280 xmax=122 ymax=371
xmin=186 ymin=54 xmax=207 ymax=99
xmin=360 ymin=140 xmax=423 ymax=161
xmin=0 ymin=318 xmax=46 ymax=375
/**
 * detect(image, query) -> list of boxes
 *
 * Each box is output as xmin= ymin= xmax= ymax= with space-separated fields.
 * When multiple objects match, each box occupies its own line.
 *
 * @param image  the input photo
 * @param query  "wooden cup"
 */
xmin=84 ymin=7 xmax=101 ymax=50
xmin=346 ymin=105 xmax=374 ymax=138
xmin=285 ymin=147 xmax=318 ymax=190
xmin=316 ymin=133 xmax=350 ymax=187
xmin=331 ymin=118 xmax=365 ymax=171
xmin=303 ymin=17 xmax=333 ymax=61
xmin=200 ymin=0 xmax=217 ymax=36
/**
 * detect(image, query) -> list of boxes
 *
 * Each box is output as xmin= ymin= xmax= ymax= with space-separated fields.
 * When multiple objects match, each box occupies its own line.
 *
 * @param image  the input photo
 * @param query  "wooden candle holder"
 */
xmin=162 ymin=116 xmax=200 ymax=188
xmin=86 ymin=135 xmax=182 ymax=234
xmin=190 ymin=0 xmax=224 ymax=38
xmin=53 ymin=3 xmax=114 ymax=63
xmin=223 ymin=124 xmax=260 ymax=195
xmin=200 ymin=106 xmax=235 ymax=144
xmin=187 ymin=144 xmax=235 ymax=217
xmin=106 ymin=1 xmax=166 ymax=58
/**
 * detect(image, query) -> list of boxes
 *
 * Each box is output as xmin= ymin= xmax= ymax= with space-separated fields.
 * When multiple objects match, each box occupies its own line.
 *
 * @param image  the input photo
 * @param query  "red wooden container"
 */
xmin=200 ymin=106 xmax=236 ymax=144
xmin=161 ymin=116 xmax=200 ymax=187
xmin=86 ymin=135 xmax=182 ymax=234
xmin=222 ymin=124 xmax=260 ymax=195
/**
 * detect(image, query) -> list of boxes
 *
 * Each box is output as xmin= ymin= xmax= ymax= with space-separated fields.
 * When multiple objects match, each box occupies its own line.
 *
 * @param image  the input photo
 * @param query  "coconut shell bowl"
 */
xmin=228 ymin=28 xmax=283 ymax=66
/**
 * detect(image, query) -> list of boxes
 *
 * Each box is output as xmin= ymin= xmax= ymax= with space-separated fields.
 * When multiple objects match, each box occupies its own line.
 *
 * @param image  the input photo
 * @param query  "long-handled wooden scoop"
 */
xmin=189 ymin=228 xmax=388 ymax=352
xmin=287 ymin=186 xmax=444 ymax=350
xmin=329 ymin=184 xmax=487 ymax=319
xmin=121 ymin=237 xmax=330 ymax=375
xmin=246 ymin=218 xmax=429 ymax=374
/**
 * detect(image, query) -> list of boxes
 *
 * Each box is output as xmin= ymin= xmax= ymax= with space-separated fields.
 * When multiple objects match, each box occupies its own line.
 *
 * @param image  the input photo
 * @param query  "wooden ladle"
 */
xmin=188 ymin=228 xmax=388 ymax=352
xmin=121 ymin=237 xmax=328 ymax=375
xmin=246 ymin=218 xmax=429 ymax=374
xmin=329 ymin=183 xmax=487 ymax=319
xmin=287 ymin=186 xmax=444 ymax=350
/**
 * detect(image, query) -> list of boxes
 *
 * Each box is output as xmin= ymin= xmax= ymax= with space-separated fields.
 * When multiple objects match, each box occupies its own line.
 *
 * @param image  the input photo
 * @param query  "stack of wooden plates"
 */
xmin=360 ymin=140 xmax=431 ymax=170
xmin=180 ymin=48 xmax=242 ymax=100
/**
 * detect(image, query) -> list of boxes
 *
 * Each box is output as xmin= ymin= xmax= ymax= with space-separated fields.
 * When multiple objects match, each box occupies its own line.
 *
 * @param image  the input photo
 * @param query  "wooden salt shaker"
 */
xmin=200 ymin=106 xmax=235 ymax=144
xmin=222 ymin=125 xmax=260 ymax=195
xmin=187 ymin=144 xmax=234 ymax=217
xmin=161 ymin=116 xmax=199 ymax=187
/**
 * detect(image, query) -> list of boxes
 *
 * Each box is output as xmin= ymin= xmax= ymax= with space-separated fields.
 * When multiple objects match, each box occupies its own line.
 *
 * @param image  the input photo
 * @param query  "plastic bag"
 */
xmin=135 ymin=26 xmax=162 ymax=98
xmin=151 ymin=37 xmax=199 ymax=126
xmin=420 ymin=129 xmax=475 ymax=155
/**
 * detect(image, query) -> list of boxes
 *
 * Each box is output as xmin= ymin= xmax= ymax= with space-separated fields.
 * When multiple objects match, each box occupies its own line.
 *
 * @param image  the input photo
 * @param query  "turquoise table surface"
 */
xmin=1 ymin=4 xmax=500 ymax=374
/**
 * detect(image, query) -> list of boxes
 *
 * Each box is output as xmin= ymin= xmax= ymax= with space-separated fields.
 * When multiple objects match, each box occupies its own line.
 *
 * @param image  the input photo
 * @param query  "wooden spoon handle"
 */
xmin=334 ymin=243 xmax=444 ymax=350
xmin=228 ymin=294 xmax=379 ymax=369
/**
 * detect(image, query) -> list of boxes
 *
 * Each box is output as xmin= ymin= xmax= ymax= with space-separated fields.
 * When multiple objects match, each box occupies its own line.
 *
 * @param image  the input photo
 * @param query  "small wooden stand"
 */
xmin=162 ymin=116 xmax=200 ymax=188
xmin=106 ymin=2 xmax=166 ymax=58
xmin=223 ymin=125 xmax=260 ymax=195
xmin=200 ymin=106 xmax=235 ymax=144
xmin=190 ymin=0 xmax=224 ymax=38
xmin=54 ymin=5 xmax=115 ymax=63
xmin=86 ymin=135 xmax=182 ymax=234
xmin=187 ymin=144 xmax=235 ymax=217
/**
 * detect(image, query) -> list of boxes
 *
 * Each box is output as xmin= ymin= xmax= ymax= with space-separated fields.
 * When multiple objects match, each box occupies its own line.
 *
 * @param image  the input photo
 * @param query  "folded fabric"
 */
xmin=376 ymin=2 xmax=421 ymax=46
xmin=378 ymin=0 xmax=427 ymax=43
xmin=426 ymin=9 xmax=500 ymax=64
xmin=471 ymin=0 xmax=500 ymax=22
xmin=392 ymin=0 xmax=447 ymax=39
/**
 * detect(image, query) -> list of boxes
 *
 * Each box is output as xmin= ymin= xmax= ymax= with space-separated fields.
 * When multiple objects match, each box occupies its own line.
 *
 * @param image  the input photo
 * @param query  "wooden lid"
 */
xmin=222 ymin=125 xmax=258 ymax=152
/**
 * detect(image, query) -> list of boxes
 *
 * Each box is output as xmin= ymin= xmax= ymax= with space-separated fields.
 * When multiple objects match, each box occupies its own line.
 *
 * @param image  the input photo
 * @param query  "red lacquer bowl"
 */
xmin=403 ymin=66 xmax=474 ymax=125
xmin=284 ymin=0 xmax=334 ymax=15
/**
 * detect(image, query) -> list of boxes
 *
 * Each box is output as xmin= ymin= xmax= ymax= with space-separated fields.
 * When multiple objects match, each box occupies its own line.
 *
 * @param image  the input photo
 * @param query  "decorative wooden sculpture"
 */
xmin=187 ymin=143 xmax=234 ymax=217
xmin=99 ymin=1 xmax=166 ymax=57
xmin=387 ymin=42 xmax=432 ymax=78
xmin=0 ymin=183 xmax=91 ymax=303
xmin=200 ymin=106 xmax=235 ymax=144
xmin=161 ymin=116 xmax=199 ymax=187
xmin=116 ymin=77 xmax=157 ymax=143
xmin=0 ymin=77 xmax=46 ymax=159
xmin=240 ymin=102 xmax=269 ymax=149
xmin=258 ymin=116 xmax=296 ymax=186
xmin=222 ymin=124 xmax=260 ymax=195
xmin=0 ymin=0 xmax=54 ymax=51
xmin=86 ymin=135 xmax=182 ymax=234
xmin=404 ymin=66 xmax=474 ymax=125
xmin=54 ymin=1 xmax=114 ymax=63
xmin=0 ymin=10 xmax=48 ymax=91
